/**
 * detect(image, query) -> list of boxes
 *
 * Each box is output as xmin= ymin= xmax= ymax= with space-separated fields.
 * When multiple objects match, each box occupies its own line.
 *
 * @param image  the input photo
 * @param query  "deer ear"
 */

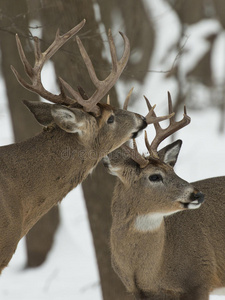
xmin=158 ymin=140 xmax=182 ymax=167
xmin=103 ymin=149 xmax=129 ymax=183
xmin=51 ymin=105 xmax=86 ymax=133
xmin=23 ymin=100 xmax=54 ymax=126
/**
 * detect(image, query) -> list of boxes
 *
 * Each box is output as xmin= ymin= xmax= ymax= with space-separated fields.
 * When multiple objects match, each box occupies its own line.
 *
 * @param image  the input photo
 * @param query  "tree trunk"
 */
xmin=0 ymin=0 xmax=60 ymax=268
xmin=0 ymin=0 xmax=40 ymax=142
xmin=98 ymin=0 xmax=154 ymax=83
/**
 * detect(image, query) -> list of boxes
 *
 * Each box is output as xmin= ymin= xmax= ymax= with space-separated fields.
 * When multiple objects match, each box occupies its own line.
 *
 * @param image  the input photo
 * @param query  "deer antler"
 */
xmin=122 ymin=139 xmax=149 ymax=168
xmin=11 ymin=19 xmax=86 ymax=106
xmin=59 ymin=29 xmax=130 ymax=116
xmin=123 ymin=89 xmax=174 ymax=125
xmin=145 ymin=92 xmax=191 ymax=158
xmin=122 ymin=92 xmax=191 ymax=167
xmin=11 ymin=21 xmax=130 ymax=117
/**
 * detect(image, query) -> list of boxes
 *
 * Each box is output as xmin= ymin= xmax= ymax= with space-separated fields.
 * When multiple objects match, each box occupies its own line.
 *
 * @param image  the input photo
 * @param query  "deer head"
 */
xmin=104 ymin=93 xmax=204 ymax=223
xmin=11 ymin=19 xmax=161 ymax=155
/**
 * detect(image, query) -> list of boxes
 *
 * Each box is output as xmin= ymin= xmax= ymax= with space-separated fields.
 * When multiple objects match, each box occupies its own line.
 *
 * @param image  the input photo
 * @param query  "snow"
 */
xmin=0 ymin=0 xmax=225 ymax=299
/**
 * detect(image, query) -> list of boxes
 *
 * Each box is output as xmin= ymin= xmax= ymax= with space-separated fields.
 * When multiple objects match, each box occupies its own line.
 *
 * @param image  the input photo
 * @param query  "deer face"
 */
xmin=104 ymin=140 xmax=204 ymax=220
xmin=24 ymin=101 xmax=146 ymax=155
xmin=96 ymin=104 xmax=146 ymax=153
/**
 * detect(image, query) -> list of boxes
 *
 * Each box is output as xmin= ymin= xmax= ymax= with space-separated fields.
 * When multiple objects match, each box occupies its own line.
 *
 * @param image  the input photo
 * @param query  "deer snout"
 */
xmin=190 ymin=191 xmax=205 ymax=204
xmin=140 ymin=115 xmax=147 ymax=128
xmin=131 ymin=115 xmax=147 ymax=139
xmin=178 ymin=188 xmax=205 ymax=210
xmin=185 ymin=190 xmax=205 ymax=210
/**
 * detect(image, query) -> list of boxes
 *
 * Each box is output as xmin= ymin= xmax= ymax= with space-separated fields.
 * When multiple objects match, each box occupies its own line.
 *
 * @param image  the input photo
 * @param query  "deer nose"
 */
xmin=140 ymin=116 xmax=147 ymax=129
xmin=190 ymin=191 xmax=205 ymax=204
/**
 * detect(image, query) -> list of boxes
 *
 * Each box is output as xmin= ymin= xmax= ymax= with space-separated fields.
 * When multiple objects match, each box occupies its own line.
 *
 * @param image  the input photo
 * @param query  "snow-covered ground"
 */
xmin=0 ymin=0 xmax=225 ymax=299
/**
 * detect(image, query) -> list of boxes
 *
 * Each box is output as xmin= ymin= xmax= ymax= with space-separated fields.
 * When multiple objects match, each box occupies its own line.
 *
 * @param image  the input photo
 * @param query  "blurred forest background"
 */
xmin=0 ymin=0 xmax=225 ymax=299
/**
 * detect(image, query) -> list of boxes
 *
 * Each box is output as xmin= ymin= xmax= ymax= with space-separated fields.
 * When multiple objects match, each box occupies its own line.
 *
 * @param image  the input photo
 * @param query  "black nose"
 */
xmin=190 ymin=191 xmax=205 ymax=204
xmin=140 ymin=116 xmax=147 ymax=129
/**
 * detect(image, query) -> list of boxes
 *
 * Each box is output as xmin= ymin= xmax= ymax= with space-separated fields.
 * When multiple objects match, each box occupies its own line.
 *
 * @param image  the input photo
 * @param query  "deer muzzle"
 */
xmin=131 ymin=115 xmax=147 ymax=139
xmin=180 ymin=190 xmax=205 ymax=210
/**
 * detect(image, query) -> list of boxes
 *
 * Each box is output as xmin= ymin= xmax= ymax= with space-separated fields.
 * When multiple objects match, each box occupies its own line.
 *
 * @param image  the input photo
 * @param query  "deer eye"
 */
xmin=149 ymin=174 xmax=163 ymax=182
xmin=107 ymin=115 xmax=115 ymax=124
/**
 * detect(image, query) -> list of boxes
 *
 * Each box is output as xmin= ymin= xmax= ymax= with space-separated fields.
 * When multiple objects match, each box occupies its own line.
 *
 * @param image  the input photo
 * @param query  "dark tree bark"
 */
xmin=0 ymin=0 xmax=60 ymax=268
xmin=213 ymin=0 xmax=225 ymax=28
xmin=0 ymin=0 xmax=40 ymax=142
xmin=167 ymin=0 xmax=207 ymax=25
xmin=97 ymin=0 xmax=154 ymax=83
xmin=165 ymin=0 xmax=221 ymax=112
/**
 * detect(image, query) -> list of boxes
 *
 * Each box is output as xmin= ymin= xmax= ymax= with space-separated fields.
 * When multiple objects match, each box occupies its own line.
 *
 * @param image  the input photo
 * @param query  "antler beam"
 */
xmin=122 ymin=92 xmax=191 ymax=168
xmin=145 ymin=92 xmax=191 ymax=158
xmin=11 ymin=19 xmax=86 ymax=105
xmin=59 ymin=29 xmax=130 ymax=116
xmin=11 ymin=20 xmax=130 ymax=116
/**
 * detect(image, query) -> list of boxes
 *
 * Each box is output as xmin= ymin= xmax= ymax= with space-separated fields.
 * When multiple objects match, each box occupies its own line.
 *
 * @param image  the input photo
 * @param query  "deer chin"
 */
xmin=179 ymin=199 xmax=203 ymax=210
xmin=134 ymin=211 xmax=180 ymax=232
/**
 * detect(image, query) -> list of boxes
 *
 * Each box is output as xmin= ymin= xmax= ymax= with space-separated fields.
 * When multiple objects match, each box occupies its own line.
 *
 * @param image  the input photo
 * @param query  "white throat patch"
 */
xmin=135 ymin=211 xmax=177 ymax=232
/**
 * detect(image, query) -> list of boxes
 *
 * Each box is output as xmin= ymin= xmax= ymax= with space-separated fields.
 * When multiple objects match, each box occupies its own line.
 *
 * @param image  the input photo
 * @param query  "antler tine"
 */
xmin=150 ymin=92 xmax=191 ymax=157
xmin=144 ymin=96 xmax=175 ymax=126
xmin=167 ymin=91 xmax=176 ymax=125
xmin=144 ymin=131 xmax=158 ymax=159
xmin=107 ymin=95 xmax=111 ymax=105
xmin=11 ymin=19 xmax=86 ymax=105
xmin=121 ymin=140 xmax=149 ymax=168
xmin=123 ymin=87 xmax=134 ymax=110
xmin=60 ymin=29 xmax=130 ymax=116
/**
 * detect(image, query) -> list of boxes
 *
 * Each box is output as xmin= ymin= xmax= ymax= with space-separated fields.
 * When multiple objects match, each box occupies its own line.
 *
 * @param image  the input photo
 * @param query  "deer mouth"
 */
xmin=180 ymin=200 xmax=201 ymax=209
xmin=131 ymin=131 xmax=140 ymax=139
xmin=179 ymin=190 xmax=205 ymax=210
xmin=131 ymin=117 xmax=147 ymax=139
xmin=179 ymin=192 xmax=205 ymax=210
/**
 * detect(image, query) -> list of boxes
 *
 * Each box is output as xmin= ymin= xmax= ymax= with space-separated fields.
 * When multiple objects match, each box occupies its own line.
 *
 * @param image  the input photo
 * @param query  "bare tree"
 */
xmin=0 ymin=0 xmax=61 ymax=268
xmin=0 ymin=0 xmax=40 ymax=141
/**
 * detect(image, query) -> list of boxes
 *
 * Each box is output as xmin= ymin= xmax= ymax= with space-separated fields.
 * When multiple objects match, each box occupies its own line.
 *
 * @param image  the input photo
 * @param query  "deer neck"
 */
xmin=111 ymin=193 xmax=167 ymax=288
xmin=111 ymin=187 xmax=169 ymax=234
xmin=0 ymin=127 xmax=101 ymax=237
xmin=111 ymin=192 xmax=167 ymax=247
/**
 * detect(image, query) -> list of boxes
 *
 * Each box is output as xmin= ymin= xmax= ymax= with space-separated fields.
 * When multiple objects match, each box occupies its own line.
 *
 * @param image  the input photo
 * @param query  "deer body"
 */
xmin=110 ymin=172 xmax=225 ymax=299
xmin=0 ymin=101 xmax=147 ymax=272
xmin=104 ymin=97 xmax=225 ymax=300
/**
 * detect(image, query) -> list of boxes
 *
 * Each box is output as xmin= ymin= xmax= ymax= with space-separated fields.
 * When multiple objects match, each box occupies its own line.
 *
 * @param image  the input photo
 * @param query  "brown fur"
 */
xmin=0 ymin=102 xmax=146 ymax=273
xmin=105 ymin=142 xmax=225 ymax=300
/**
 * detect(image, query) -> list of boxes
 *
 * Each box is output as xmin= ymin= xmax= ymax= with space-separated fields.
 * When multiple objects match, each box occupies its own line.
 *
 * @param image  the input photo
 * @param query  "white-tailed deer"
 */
xmin=0 ymin=20 xmax=173 ymax=273
xmin=104 ymin=93 xmax=225 ymax=300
